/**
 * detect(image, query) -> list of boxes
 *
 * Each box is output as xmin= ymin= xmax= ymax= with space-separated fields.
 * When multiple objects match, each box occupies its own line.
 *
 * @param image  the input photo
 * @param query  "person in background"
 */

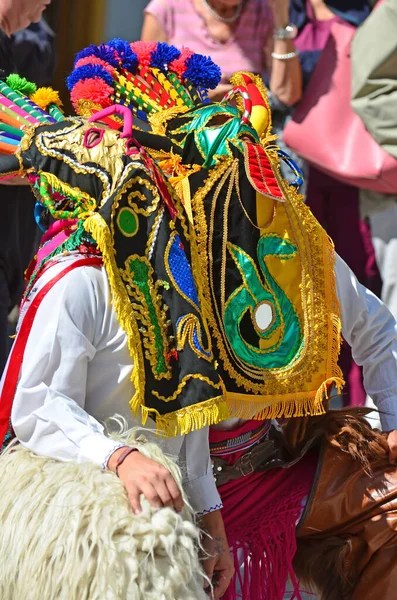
xmin=0 ymin=3 xmax=55 ymax=376
xmin=141 ymin=0 xmax=302 ymax=105
xmin=351 ymin=0 xmax=397 ymax=320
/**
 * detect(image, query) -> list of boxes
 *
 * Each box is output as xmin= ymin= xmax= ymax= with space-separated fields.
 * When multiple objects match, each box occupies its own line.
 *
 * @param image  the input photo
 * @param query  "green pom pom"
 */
xmin=6 ymin=74 xmax=37 ymax=96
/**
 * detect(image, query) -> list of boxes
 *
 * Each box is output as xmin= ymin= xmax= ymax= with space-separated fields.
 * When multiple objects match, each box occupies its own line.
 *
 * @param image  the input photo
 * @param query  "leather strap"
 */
xmin=115 ymin=447 xmax=139 ymax=477
xmin=0 ymin=257 xmax=102 ymax=447
xmin=212 ymin=428 xmax=321 ymax=488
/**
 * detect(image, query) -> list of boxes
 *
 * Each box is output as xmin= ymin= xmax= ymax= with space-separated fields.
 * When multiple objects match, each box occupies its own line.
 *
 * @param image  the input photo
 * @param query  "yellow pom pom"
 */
xmin=30 ymin=87 xmax=63 ymax=111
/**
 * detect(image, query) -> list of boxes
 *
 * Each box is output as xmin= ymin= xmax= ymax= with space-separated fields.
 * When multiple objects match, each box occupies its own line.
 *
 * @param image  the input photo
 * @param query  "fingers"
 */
xmin=117 ymin=452 xmax=184 ymax=513
xmin=165 ymin=474 xmax=184 ymax=512
xmin=214 ymin=573 xmax=231 ymax=598
xmin=202 ymin=557 xmax=216 ymax=596
xmin=127 ymin=487 xmax=143 ymax=515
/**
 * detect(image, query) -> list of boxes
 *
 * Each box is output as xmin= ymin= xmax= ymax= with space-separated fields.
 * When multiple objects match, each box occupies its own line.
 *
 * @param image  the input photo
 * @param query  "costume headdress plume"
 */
xmin=67 ymin=39 xmax=222 ymax=126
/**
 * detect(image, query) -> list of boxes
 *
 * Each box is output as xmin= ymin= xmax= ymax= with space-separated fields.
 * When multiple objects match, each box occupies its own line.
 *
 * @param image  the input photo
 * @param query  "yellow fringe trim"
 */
xmin=226 ymin=376 xmax=345 ymax=421
xmin=83 ymin=213 xmax=146 ymax=415
xmin=141 ymin=396 xmax=230 ymax=437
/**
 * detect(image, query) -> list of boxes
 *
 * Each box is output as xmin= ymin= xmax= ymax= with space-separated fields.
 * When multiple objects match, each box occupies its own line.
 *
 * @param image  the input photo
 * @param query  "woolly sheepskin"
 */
xmin=0 ymin=425 xmax=207 ymax=600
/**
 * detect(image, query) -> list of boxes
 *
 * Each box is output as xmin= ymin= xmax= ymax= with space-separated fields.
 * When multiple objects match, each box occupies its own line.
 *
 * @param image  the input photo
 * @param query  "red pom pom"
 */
xmin=75 ymin=56 xmax=115 ymax=77
xmin=130 ymin=41 xmax=157 ymax=67
xmin=70 ymin=78 xmax=114 ymax=110
xmin=169 ymin=46 xmax=194 ymax=78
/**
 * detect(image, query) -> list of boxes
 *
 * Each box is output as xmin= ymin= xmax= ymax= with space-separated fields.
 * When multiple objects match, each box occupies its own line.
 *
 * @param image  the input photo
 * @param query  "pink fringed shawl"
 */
xmin=209 ymin=421 xmax=317 ymax=599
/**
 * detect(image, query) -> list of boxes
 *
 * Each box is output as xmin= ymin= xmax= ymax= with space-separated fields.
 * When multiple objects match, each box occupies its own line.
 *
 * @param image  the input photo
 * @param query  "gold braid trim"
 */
xmin=141 ymin=396 xmax=230 ymax=437
xmin=83 ymin=213 xmax=146 ymax=415
xmin=148 ymin=104 xmax=190 ymax=136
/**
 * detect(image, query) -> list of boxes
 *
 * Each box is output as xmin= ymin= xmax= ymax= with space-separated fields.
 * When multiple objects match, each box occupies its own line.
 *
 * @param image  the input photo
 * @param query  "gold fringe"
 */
xmin=141 ymin=396 xmax=230 ymax=437
xmin=324 ymin=233 xmax=345 ymax=408
xmin=83 ymin=214 xmax=146 ymax=415
xmin=226 ymin=375 xmax=345 ymax=421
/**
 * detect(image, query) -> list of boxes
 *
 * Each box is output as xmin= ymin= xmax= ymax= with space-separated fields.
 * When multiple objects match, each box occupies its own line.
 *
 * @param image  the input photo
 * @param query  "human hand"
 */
xmin=108 ymin=446 xmax=184 ymax=514
xmin=387 ymin=430 xmax=397 ymax=463
xmin=201 ymin=510 xmax=235 ymax=598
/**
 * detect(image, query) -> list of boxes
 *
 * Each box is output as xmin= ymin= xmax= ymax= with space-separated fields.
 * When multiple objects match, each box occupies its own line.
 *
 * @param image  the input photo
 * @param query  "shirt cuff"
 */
xmin=77 ymin=432 xmax=125 ymax=468
xmin=377 ymin=396 xmax=397 ymax=432
xmin=183 ymin=471 xmax=223 ymax=516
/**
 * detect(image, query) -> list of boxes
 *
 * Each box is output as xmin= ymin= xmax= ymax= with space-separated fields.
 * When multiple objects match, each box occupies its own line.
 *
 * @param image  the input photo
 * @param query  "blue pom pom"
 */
xmin=184 ymin=54 xmax=221 ymax=90
xmin=74 ymin=44 xmax=120 ymax=68
xmin=107 ymin=38 xmax=138 ymax=70
xmin=74 ymin=46 xmax=97 ymax=65
xmin=150 ymin=42 xmax=181 ymax=72
xmin=66 ymin=65 xmax=114 ymax=90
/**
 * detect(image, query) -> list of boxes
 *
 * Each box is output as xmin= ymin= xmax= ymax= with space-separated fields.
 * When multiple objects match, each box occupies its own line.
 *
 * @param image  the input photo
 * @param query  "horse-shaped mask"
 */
xmin=63 ymin=40 xmax=343 ymax=421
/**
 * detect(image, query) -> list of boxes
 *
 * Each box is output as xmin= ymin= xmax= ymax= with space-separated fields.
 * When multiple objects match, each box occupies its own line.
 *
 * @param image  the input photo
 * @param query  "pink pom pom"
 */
xmin=169 ymin=46 xmax=194 ymax=78
xmin=130 ymin=41 xmax=157 ymax=67
xmin=75 ymin=56 xmax=115 ymax=77
xmin=70 ymin=78 xmax=114 ymax=109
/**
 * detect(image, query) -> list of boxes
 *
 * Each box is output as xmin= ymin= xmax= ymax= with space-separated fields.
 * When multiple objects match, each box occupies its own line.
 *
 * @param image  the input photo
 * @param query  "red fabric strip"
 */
xmin=0 ymin=257 xmax=102 ymax=447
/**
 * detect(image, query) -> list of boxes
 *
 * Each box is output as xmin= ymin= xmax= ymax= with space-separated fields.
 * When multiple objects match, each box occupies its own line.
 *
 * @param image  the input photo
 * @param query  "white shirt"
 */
xmin=3 ymin=252 xmax=397 ymax=515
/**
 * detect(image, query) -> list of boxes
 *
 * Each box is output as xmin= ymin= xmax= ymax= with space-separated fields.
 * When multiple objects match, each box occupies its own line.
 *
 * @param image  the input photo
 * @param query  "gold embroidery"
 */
xmin=188 ymin=148 xmax=344 ymax=418
xmin=176 ymin=314 xmax=212 ymax=362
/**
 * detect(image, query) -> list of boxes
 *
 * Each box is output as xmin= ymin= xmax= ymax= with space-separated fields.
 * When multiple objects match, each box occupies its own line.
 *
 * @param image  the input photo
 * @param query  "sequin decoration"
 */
xmin=176 ymin=314 xmax=212 ymax=361
xmin=117 ymin=206 xmax=139 ymax=237
xmin=165 ymin=231 xmax=199 ymax=311
xmin=121 ymin=254 xmax=171 ymax=379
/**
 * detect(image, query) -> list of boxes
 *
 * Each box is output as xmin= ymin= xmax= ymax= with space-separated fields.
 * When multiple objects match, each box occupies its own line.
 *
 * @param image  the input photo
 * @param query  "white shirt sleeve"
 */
xmin=9 ymin=263 xmax=124 ymax=468
xmin=8 ymin=260 xmax=222 ymax=514
xmin=335 ymin=254 xmax=397 ymax=431
xmin=178 ymin=427 xmax=222 ymax=515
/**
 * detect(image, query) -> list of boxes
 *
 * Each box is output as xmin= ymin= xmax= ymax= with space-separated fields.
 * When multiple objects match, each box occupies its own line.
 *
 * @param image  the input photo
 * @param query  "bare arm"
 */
xmin=141 ymin=12 xmax=168 ymax=43
xmin=267 ymin=0 xmax=302 ymax=107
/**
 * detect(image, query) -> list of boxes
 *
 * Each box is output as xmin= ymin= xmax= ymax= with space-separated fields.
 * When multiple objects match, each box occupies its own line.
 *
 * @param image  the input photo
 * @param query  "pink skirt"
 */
xmin=210 ymin=421 xmax=317 ymax=600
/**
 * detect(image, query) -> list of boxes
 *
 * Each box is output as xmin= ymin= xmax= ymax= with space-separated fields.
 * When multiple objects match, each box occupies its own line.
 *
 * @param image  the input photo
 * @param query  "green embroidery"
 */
xmin=170 ymin=104 xmax=259 ymax=167
xmin=117 ymin=206 xmax=139 ymax=237
xmin=121 ymin=255 xmax=170 ymax=379
xmin=224 ymin=235 xmax=302 ymax=369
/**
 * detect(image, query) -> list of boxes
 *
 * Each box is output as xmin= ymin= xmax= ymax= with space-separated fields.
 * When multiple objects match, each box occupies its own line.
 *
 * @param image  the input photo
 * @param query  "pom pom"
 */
xmin=107 ymin=38 xmax=138 ymax=70
xmin=183 ymin=53 xmax=221 ymax=89
xmin=30 ymin=87 xmax=63 ymax=111
xmin=67 ymin=65 xmax=114 ymax=91
xmin=130 ymin=41 xmax=157 ymax=67
xmin=74 ymin=44 xmax=119 ymax=68
xmin=169 ymin=46 xmax=194 ymax=78
xmin=70 ymin=78 xmax=114 ymax=112
xmin=75 ymin=55 xmax=116 ymax=77
xmin=150 ymin=42 xmax=181 ymax=72
xmin=6 ymin=74 xmax=37 ymax=96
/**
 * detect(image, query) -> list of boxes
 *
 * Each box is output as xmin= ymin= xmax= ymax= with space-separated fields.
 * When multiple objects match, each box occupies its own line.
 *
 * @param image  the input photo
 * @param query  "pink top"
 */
xmin=294 ymin=0 xmax=342 ymax=55
xmin=145 ymin=0 xmax=273 ymax=83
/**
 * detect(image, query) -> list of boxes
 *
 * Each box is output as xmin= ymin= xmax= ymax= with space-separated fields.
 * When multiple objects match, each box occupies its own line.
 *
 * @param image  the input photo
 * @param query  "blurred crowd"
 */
xmin=0 ymin=0 xmax=397 ymax=415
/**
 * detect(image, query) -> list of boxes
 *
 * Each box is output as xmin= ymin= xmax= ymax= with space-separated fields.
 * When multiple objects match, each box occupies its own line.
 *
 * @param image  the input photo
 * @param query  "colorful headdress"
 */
xmin=67 ymin=39 xmax=221 ymax=127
